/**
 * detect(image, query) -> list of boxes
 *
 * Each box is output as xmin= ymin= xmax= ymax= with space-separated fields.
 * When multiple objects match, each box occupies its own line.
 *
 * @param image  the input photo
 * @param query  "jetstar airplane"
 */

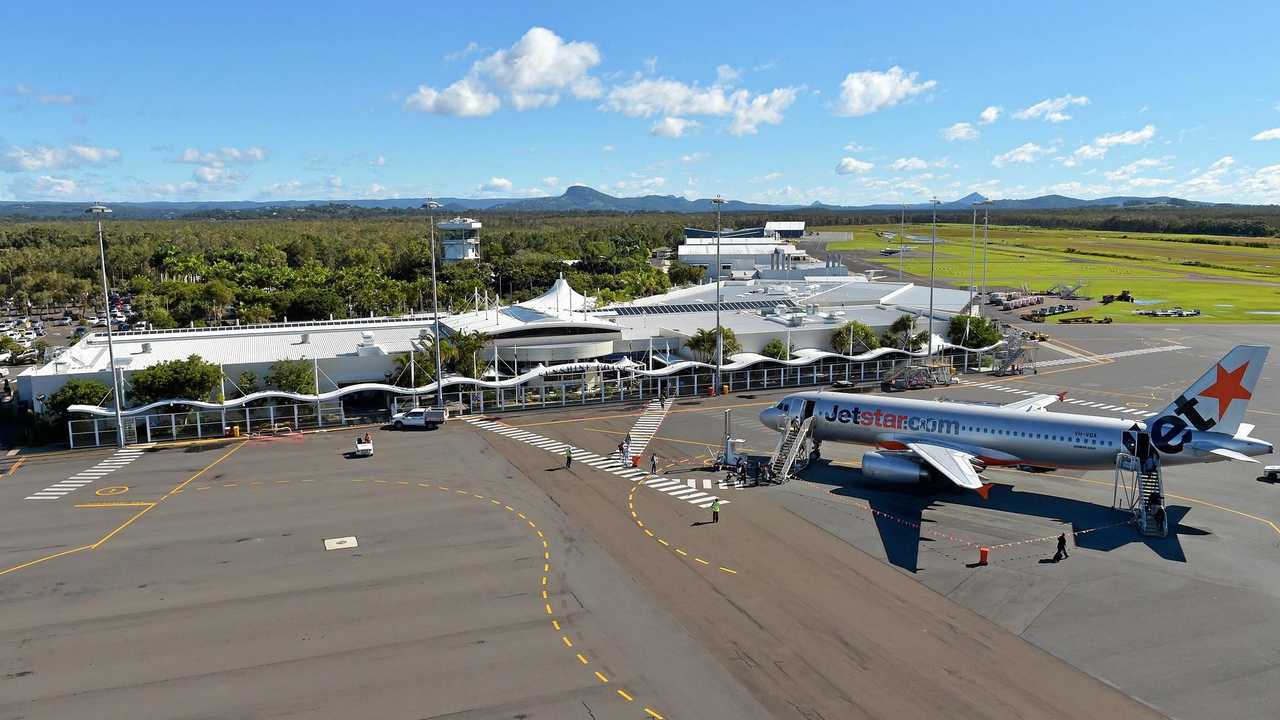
xmin=759 ymin=345 xmax=1273 ymax=495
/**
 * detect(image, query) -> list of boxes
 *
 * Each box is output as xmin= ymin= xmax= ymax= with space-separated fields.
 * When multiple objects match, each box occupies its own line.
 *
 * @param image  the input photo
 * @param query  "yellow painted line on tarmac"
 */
xmin=594 ymin=670 xmax=609 ymax=683
xmin=645 ymin=708 xmax=665 ymax=719
xmin=0 ymin=544 xmax=93 ymax=577
xmin=4 ymin=459 xmax=24 ymax=477
xmin=695 ymin=558 xmax=710 ymax=565
xmin=562 ymin=636 xmax=574 ymax=648
xmin=577 ymin=653 xmax=589 ymax=664
xmin=617 ymin=689 xmax=635 ymax=702
xmin=992 ymin=467 xmax=1280 ymax=539
xmin=551 ymin=619 xmax=561 ymax=631
xmin=719 ymin=566 xmax=738 ymax=575
xmin=74 ymin=501 xmax=154 ymax=508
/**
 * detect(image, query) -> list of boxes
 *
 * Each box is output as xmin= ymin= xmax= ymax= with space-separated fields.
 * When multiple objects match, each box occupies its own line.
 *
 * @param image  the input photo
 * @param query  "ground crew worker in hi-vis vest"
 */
xmin=711 ymin=498 xmax=721 ymax=524
xmin=564 ymin=446 xmax=573 ymax=470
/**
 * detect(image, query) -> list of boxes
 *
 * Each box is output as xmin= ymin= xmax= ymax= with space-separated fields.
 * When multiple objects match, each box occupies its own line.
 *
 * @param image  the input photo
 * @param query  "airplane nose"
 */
xmin=759 ymin=408 xmax=782 ymax=431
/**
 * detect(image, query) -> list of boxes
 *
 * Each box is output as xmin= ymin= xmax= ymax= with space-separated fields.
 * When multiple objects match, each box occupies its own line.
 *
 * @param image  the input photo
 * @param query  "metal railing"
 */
xmin=68 ymin=351 xmax=997 ymax=448
xmin=69 ymin=401 xmax=345 ymax=448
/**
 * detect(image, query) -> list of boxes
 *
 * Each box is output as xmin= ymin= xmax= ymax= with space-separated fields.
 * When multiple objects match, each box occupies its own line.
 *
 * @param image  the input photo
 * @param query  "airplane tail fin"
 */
xmin=1155 ymin=345 xmax=1268 ymax=436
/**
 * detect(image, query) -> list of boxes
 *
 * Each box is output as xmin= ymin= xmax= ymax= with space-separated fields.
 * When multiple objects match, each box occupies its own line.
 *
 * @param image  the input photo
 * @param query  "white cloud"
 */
xmin=614 ymin=176 xmax=666 ymax=192
xmin=1064 ymin=124 xmax=1156 ymax=165
xmin=14 ymin=84 xmax=32 ymax=95
xmin=716 ymin=64 xmax=741 ymax=84
xmin=979 ymin=106 xmax=1002 ymax=124
xmin=1180 ymin=156 xmax=1235 ymax=196
xmin=0 ymin=143 xmax=121 ymax=172
xmin=835 ymin=66 xmax=936 ymax=117
xmin=842 ymin=141 xmax=868 ymax=152
xmin=257 ymin=180 xmax=306 ymax=198
xmin=680 ymin=152 xmax=709 ymax=164
xmin=478 ymin=177 xmax=513 ymax=193
xmin=650 ymin=116 xmax=700 ymax=138
xmin=750 ymin=171 xmax=783 ymax=182
xmin=1095 ymin=124 xmax=1157 ymax=148
xmin=1104 ymin=157 xmax=1168 ymax=182
xmin=404 ymin=77 xmax=501 ymax=117
xmin=602 ymin=78 xmax=796 ymax=136
xmin=1240 ymin=164 xmax=1280 ymax=201
xmin=601 ymin=144 xmax=615 ymax=152
xmin=890 ymin=157 xmax=929 ymax=172
xmin=370 ymin=155 xmax=387 ymax=166
xmin=473 ymin=26 xmax=602 ymax=108
xmin=643 ymin=56 xmax=658 ymax=74
xmin=175 ymin=146 xmax=269 ymax=166
xmin=192 ymin=165 xmax=245 ymax=187
xmin=1125 ymin=177 xmax=1173 ymax=188
xmin=1013 ymin=94 xmax=1089 ymax=122
xmin=444 ymin=41 xmax=480 ymax=63
xmin=836 ymin=157 xmax=874 ymax=174
xmin=326 ymin=175 xmax=343 ymax=190
xmin=727 ymin=87 xmax=796 ymax=135
xmin=992 ymin=142 xmax=1048 ymax=167
xmin=941 ymin=122 xmax=978 ymax=141
xmin=542 ymin=176 xmax=560 ymax=188
xmin=8 ymin=175 xmax=80 ymax=199
xmin=1252 ymin=128 xmax=1280 ymax=141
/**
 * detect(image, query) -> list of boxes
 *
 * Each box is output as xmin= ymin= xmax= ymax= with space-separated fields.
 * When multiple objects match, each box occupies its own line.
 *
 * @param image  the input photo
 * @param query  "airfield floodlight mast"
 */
xmin=86 ymin=203 xmax=125 ymax=448
xmin=970 ymin=202 xmax=979 ymax=309
xmin=712 ymin=194 xmax=727 ymax=392
xmin=928 ymin=196 xmax=940 ymax=359
xmin=978 ymin=199 xmax=994 ymax=297
xmin=899 ymin=203 xmax=906 ymax=281
xmin=422 ymin=199 xmax=445 ymax=408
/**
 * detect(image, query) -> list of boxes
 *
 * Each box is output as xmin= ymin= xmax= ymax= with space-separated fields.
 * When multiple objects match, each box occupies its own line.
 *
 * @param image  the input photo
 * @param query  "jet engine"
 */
xmin=860 ymin=451 xmax=929 ymax=484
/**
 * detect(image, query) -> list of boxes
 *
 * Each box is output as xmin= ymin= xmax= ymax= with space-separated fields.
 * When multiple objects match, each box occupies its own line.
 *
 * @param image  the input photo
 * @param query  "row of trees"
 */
xmin=0 ymin=215 xmax=697 ymax=328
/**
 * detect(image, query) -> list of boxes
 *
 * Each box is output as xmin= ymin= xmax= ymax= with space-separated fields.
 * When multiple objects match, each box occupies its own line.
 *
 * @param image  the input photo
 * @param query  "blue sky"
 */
xmin=3 ymin=1 xmax=1280 ymax=204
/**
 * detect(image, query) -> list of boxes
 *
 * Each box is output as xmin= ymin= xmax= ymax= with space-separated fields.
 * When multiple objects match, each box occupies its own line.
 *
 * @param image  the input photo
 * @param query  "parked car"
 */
xmin=390 ymin=406 xmax=447 ymax=430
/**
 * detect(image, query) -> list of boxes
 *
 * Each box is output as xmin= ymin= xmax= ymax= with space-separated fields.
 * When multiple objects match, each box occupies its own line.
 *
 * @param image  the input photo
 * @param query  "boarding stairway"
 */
xmin=992 ymin=331 xmax=1026 ymax=376
xmin=1113 ymin=452 xmax=1168 ymax=537
xmin=768 ymin=416 xmax=814 ymax=483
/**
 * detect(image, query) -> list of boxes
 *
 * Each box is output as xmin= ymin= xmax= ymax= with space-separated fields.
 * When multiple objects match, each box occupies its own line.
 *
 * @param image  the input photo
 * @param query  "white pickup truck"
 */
xmin=391 ymin=407 xmax=447 ymax=430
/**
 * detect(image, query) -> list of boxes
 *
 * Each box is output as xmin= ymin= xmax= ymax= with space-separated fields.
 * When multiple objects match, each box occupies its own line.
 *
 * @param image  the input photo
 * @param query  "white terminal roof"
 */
xmin=764 ymin=221 xmax=806 ymax=232
xmin=677 ymin=243 xmax=802 ymax=255
xmin=28 ymin=317 xmax=444 ymax=376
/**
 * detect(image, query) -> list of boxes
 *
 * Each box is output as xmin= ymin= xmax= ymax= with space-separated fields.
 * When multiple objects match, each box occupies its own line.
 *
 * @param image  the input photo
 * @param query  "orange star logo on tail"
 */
xmin=1198 ymin=362 xmax=1251 ymax=420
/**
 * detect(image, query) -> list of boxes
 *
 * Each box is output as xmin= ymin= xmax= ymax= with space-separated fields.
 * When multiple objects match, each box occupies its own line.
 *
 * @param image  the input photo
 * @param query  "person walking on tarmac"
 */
xmin=564 ymin=446 xmax=573 ymax=470
xmin=711 ymin=498 xmax=721 ymax=524
xmin=650 ymin=454 xmax=658 ymax=475
xmin=1053 ymin=532 xmax=1069 ymax=561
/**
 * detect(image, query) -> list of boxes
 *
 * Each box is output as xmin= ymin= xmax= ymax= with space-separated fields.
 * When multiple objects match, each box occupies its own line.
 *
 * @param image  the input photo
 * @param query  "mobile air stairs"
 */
xmin=767 ymin=416 xmax=814 ymax=483
xmin=1113 ymin=447 xmax=1168 ymax=538
xmin=992 ymin=330 xmax=1030 ymax=376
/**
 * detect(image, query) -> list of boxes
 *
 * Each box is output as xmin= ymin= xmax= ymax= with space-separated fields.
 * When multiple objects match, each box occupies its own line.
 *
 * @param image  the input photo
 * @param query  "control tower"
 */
xmin=437 ymin=217 xmax=482 ymax=263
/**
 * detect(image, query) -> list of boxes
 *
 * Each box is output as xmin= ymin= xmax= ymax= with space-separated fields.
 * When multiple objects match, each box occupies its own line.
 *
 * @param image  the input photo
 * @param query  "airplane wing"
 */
xmin=1002 ymin=391 xmax=1065 ymax=413
xmin=906 ymin=442 xmax=985 ymax=490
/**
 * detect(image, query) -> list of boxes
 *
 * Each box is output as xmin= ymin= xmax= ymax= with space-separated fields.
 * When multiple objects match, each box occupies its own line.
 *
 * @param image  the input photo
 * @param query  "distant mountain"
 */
xmin=0 ymin=186 xmax=1224 ymax=219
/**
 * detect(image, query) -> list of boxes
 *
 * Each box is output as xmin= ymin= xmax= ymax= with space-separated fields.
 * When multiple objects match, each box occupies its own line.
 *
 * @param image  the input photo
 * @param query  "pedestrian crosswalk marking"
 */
xmin=25 ymin=444 xmax=154 ymax=500
xmin=467 ymin=417 xmax=731 ymax=508
xmin=620 ymin=398 xmax=672 ymax=460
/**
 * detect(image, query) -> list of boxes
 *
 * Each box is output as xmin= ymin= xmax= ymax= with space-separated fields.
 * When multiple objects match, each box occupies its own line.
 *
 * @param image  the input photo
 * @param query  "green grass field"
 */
xmin=818 ymin=224 xmax=1280 ymax=323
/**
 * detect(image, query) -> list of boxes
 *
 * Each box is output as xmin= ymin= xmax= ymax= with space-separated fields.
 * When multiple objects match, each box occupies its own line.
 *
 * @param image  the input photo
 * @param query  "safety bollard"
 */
xmin=978 ymin=547 xmax=990 ymax=566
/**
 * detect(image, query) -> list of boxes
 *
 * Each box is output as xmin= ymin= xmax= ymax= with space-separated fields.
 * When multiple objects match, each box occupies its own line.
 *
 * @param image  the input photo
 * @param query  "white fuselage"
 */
xmin=761 ymin=391 xmax=1268 ymax=469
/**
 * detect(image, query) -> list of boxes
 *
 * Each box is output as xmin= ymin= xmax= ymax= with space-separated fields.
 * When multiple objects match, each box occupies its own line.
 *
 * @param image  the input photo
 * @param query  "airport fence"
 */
xmin=67 ymin=351 xmax=997 ymax=448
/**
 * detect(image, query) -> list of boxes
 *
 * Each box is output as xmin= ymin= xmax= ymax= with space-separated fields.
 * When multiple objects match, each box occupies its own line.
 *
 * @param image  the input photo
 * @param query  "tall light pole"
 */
xmin=978 ymin=199 xmax=993 ymax=297
xmin=927 ymin=197 xmax=940 ymax=359
xmin=711 ymin=195 xmax=726 ymax=392
xmin=86 ymin=203 xmax=125 ymax=448
xmin=422 ymin=200 xmax=445 ymax=408
xmin=899 ymin=203 xmax=906 ymax=281
xmin=969 ymin=202 xmax=979 ymax=309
